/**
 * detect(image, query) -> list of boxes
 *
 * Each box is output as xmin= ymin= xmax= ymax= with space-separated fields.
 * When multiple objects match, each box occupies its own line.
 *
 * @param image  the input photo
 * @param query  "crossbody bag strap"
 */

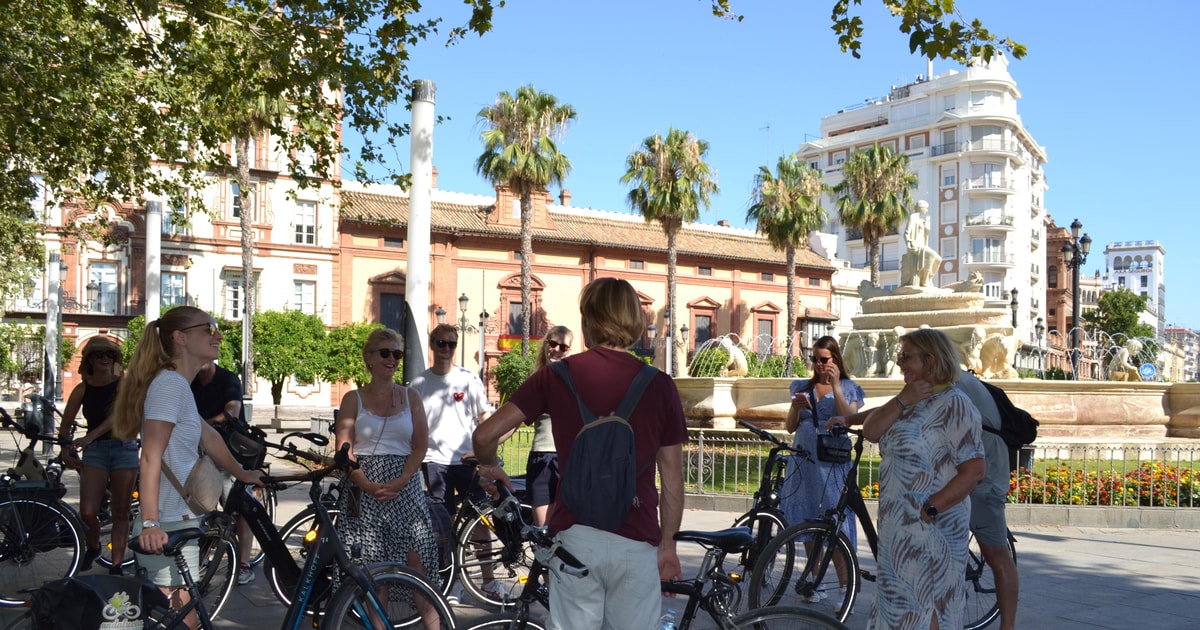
xmin=161 ymin=461 xmax=188 ymax=497
xmin=808 ymin=387 xmax=821 ymax=429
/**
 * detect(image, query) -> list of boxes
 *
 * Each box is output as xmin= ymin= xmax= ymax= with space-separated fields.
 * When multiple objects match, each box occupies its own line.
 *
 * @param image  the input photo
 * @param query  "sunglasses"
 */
xmin=896 ymin=352 xmax=922 ymax=363
xmin=375 ymin=349 xmax=402 ymax=360
xmin=180 ymin=322 xmax=219 ymax=337
xmin=434 ymin=339 xmax=458 ymax=349
xmin=811 ymin=355 xmax=832 ymax=364
xmin=546 ymin=340 xmax=570 ymax=352
xmin=89 ymin=350 xmax=119 ymax=361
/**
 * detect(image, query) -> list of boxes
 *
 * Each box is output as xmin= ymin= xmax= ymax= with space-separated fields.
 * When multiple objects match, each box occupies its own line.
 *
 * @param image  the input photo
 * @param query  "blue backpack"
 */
xmin=551 ymin=362 xmax=658 ymax=533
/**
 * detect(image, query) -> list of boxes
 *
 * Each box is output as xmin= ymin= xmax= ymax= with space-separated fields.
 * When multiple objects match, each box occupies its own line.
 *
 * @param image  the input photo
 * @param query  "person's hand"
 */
xmin=476 ymin=462 xmax=513 ymax=499
xmin=459 ymin=452 xmax=476 ymax=464
xmin=59 ymin=448 xmax=81 ymax=471
xmin=658 ymin=546 xmax=683 ymax=595
xmin=823 ymin=361 xmax=843 ymax=386
xmin=825 ymin=416 xmax=849 ymax=432
xmin=238 ymin=469 xmax=267 ymax=488
xmin=139 ymin=524 xmax=168 ymax=555
xmin=71 ymin=435 xmax=93 ymax=450
xmin=897 ymin=380 xmax=934 ymax=407
xmin=370 ymin=481 xmax=398 ymax=502
xmin=790 ymin=392 xmax=811 ymax=410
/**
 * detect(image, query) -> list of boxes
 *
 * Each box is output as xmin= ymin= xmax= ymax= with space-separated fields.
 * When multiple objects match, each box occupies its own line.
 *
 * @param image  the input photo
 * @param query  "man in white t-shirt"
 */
xmin=410 ymin=324 xmax=494 ymax=527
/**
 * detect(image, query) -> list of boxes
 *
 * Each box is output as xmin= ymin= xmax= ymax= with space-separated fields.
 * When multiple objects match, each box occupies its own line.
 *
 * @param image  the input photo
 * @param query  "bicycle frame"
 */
xmin=660 ymin=543 xmax=745 ymax=630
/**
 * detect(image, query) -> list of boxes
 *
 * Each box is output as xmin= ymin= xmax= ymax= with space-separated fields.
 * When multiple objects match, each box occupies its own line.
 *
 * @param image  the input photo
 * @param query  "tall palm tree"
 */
xmin=476 ymin=85 xmax=576 ymax=356
xmin=833 ymin=143 xmax=917 ymax=286
xmin=621 ymin=128 xmax=719 ymax=377
xmin=746 ymin=155 xmax=828 ymax=376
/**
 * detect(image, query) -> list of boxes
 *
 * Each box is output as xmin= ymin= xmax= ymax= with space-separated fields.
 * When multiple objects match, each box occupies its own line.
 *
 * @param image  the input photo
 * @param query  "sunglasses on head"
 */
xmin=375 ymin=349 xmax=401 ymax=360
xmin=435 ymin=339 xmax=458 ymax=349
xmin=546 ymin=340 xmax=570 ymax=352
xmin=811 ymin=355 xmax=832 ymax=364
xmin=180 ymin=322 xmax=219 ymax=337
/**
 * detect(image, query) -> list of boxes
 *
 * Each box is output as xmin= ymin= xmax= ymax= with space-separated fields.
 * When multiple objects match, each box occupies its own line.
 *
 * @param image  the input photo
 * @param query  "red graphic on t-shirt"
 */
xmin=453 ymin=391 xmax=465 ymax=403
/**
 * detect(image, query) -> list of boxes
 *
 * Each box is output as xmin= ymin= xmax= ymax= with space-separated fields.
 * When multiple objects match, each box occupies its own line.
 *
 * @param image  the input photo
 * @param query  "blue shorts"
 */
xmin=525 ymin=452 xmax=559 ymax=508
xmin=80 ymin=439 xmax=140 ymax=472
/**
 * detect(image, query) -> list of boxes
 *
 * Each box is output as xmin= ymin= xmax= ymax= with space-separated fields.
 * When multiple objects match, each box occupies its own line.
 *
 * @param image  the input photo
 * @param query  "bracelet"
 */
xmin=894 ymin=397 xmax=912 ymax=415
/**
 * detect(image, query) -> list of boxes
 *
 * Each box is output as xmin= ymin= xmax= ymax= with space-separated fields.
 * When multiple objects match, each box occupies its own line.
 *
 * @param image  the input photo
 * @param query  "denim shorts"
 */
xmin=80 ymin=439 xmax=140 ymax=472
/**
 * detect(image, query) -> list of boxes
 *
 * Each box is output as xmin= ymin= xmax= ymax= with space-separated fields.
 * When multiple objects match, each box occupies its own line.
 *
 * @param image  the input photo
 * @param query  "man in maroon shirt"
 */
xmin=474 ymin=277 xmax=686 ymax=629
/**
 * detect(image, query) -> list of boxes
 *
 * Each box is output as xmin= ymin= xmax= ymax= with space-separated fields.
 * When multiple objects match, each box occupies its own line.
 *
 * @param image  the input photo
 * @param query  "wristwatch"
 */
xmin=142 ymin=519 xmax=161 ymax=529
xmin=922 ymin=501 xmax=939 ymax=520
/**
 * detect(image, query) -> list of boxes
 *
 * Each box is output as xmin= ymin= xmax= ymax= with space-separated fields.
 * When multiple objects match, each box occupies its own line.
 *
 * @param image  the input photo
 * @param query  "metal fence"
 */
xmin=499 ymin=428 xmax=1200 ymax=509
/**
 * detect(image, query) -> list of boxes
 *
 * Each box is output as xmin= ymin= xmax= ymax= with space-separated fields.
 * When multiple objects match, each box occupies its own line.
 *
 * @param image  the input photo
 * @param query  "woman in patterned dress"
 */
xmin=334 ymin=328 xmax=441 ymax=629
xmin=782 ymin=335 xmax=864 ymax=602
xmin=862 ymin=328 xmax=986 ymax=629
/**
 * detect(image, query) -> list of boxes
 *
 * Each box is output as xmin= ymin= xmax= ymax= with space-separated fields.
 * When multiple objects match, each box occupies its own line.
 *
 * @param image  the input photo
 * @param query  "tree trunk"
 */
xmin=785 ymin=245 xmax=796 ymax=377
xmin=519 ymin=191 xmax=533 ymax=356
xmin=236 ymin=135 xmax=255 ymax=395
xmin=868 ymin=236 xmax=881 ymax=287
xmin=667 ymin=227 xmax=678 ymax=377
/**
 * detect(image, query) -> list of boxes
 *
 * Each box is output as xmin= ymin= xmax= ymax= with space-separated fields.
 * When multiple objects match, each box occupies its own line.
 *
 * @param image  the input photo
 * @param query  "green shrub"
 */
xmin=493 ymin=345 xmax=538 ymax=403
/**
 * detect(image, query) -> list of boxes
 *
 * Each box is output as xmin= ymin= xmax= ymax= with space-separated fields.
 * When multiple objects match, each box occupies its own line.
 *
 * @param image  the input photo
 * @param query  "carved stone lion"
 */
xmin=944 ymin=271 xmax=985 ymax=294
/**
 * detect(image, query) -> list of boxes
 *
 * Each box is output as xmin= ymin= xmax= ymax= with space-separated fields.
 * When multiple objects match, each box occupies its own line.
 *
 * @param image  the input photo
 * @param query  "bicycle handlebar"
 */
xmin=261 ymin=442 xmax=357 ymax=488
xmin=737 ymin=419 xmax=789 ymax=448
xmin=492 ymin=483 xmax=588 ymax=578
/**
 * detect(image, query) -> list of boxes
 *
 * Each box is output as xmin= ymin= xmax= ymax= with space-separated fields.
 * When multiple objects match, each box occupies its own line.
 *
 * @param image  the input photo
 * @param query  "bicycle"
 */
xmin=466 ymin=484 xmax=848 ymax=630
xmin=6 ymin=441 xmax=457 ymax=630
xmin=747 ymin=426 xmax=1016 ymax=629
xmin=726 ymin=420 xmax=805 ymax=599
xmin=0 ymin=408 xmax=85 ymax=606
xmin=444 ymin=457 xmax=531 ymax=609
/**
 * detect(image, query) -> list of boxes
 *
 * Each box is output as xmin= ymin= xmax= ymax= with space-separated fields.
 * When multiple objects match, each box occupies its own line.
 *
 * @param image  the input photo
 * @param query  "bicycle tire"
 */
xmin=729 ymin=604 xmax=850 ymax=629
xmin=454 ymin=505 xmax=534 ymax=609
xmin=463 ymin=613 xmax=547 ymax=630
xmin=265 ymin=505 xmax=339 ymax=609
xmin=962 ymin=529 xmax=1016 ymax=630
xmin=0 ymin=498 xmax=83 ymax=606
xmin=98 ymin=491 xmax=139 ymax=570
xmin=196 ymin=532 xmax=236 ymax=619
xmin=747 ymin=522 xmax=859 ymax=622
xmin=321 ymin=562 xmax=456 ymax=629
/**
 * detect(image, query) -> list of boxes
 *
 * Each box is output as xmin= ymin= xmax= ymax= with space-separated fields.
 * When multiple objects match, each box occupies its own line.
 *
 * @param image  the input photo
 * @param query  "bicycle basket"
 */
xmin=31 ymin=574 xmax=168 ymax=630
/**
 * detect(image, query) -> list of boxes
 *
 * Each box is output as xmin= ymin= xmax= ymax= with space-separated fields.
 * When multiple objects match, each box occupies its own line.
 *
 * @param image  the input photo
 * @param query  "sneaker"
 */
xmin=80 ymin=547 xmax=101 ymax=572
xmin=446 ymin=583 xmax=465 ymax=606
xmin=482 ymin=579 xmax=512 ymax=602
xmin=108 ymin=564 xmax=124 ymax=577
xmin=237 ymin=564 xmax=255 ymax=586
xmin=801 ymin=589 xmax=827 ymax=603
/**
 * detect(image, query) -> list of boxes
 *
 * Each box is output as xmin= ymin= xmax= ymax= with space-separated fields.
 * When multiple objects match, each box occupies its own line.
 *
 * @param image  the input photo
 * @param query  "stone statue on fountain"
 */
xmin=900 ymin=200 xmax=942 ymax=290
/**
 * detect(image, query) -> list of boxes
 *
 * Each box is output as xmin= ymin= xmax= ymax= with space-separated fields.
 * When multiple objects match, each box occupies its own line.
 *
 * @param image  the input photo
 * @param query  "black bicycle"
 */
xmin=465 ymin=484 xmax=848 ymax=630
xmin=747 ymin=426 xmax=1016 ymax=629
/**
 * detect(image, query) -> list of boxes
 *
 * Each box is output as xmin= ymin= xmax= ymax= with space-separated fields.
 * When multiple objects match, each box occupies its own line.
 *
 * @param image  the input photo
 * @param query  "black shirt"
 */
xmin=190 ymin=366 xmax=245 ymax=434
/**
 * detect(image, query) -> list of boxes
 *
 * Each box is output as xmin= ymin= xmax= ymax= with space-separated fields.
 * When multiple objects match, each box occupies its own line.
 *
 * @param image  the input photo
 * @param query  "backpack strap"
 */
xmin=550 ymin=361 xmax=658 ymax=425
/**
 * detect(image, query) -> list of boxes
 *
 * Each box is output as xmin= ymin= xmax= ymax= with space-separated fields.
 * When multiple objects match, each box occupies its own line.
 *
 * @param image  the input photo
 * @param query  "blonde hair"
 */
xmin=111 ymin=306 xmax=210 ymax=439
xmin=536 ymin=325 xmax=573 ymax=370
xmin=429 ymin=324 xmax=458 ymax=346
xmin=579 ymin=277 xmax=645 ymax=349
xmin=364 ymin=327 xmax=403 ymax=357
xmin=79 ymin=336 xmax=122 ymax=376
xmin=900 ymin=328 xmax=961 ymax=385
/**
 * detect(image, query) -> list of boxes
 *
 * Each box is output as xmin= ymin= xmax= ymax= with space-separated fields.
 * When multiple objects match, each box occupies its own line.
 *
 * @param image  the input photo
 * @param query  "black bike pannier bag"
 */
xmin=31 ymin=574 xmax=168 ymax=630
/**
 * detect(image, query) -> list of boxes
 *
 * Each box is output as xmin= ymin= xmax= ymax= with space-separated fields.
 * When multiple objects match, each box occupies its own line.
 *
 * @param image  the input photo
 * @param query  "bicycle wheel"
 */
xmin=731 ymin=509 xmax=787 ymax=576
xmin=98 ymin=490 xmax=138 ymax=570
xmin=464 ymin=613 xmax=547 ymax=630
xmin=0 ymin=498 xmax=83 ymax=605
xmin=730 ymin=605 xmax=850 ymax=629
xmin=747 ymin=522 xmax=859 ymax=622
xmin=195 ymin=532 xmax=236 ymax=619
xmin=266 ymin=505 xmax=339 ymax=609
xmin=962 ymin=529 xmax=1015 ymax=630
xmin=455 ymin=505 xmax=534 ymax=609
xmin=321 ymin=562 xmax=455 ymax=629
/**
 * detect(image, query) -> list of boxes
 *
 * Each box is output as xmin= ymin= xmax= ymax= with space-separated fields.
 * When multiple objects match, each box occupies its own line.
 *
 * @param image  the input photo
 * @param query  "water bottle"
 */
xmin=658 ymin=609 xmax=677 ymax=630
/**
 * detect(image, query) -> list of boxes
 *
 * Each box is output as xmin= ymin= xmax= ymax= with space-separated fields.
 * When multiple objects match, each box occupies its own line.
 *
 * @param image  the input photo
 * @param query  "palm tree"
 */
xmin=746 ymin=155 xmax=828 ymax=376
xmin=476 ymin=85 xmax=576 ymax=356
xmin=621 ymin=128 xmax=719 ymax=377
xmin=833 ymin=143 xmax=917 ymax=286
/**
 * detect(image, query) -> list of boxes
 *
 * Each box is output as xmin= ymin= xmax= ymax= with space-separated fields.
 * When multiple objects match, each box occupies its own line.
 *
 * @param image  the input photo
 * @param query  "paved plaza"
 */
xmin=2 ymin=431 xmax=1199 ymax=629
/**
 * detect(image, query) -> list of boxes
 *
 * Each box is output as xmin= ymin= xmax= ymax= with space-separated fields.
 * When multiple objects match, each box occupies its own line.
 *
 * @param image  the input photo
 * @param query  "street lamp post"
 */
xmin=1060 ymin=218 xmax=1092 ymax=379
xmin=478 ymin=310 xmax=490 ymax=383
xmin=1035 ymin=316 xmax=1046 ymax=377
xmin=86 ymin=281 xmax=101 ymax=312
xmin=647 ymin=318 xmax=690 ymax=376
xmin=1009 ymin=288 xmax=1019 ymax=329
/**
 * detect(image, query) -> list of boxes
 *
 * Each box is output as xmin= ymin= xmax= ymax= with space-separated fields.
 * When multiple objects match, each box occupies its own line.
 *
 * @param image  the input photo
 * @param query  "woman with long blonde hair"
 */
xmin=112 ymin=306 xmax=263 ymax=627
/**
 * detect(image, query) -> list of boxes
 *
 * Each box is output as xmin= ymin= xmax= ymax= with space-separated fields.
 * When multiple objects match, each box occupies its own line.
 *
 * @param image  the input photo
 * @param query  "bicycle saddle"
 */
xmin=129 ymin=528 xmax=205 ymax=556
xmin=674 ymin=527 xmax=752 ymax=553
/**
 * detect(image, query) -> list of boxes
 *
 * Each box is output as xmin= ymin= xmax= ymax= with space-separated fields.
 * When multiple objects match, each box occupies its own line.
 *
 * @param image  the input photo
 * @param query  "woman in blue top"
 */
xmin=782 ymin=335 xmax=864 ymax=603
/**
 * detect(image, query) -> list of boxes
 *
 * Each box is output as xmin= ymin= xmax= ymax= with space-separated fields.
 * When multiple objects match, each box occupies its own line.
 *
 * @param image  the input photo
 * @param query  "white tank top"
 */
xmin=352 ymin=387 xmax=414 ymax=456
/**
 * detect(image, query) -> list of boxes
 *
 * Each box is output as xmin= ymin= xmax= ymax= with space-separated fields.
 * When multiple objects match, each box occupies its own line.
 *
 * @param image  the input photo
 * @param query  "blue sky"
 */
xmin=346 ymin=0 xmax=1200 ymax=330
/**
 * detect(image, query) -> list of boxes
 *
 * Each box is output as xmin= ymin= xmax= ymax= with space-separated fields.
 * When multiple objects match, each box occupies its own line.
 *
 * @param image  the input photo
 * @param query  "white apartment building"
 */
xmin=1102 ymin=240 xmax=1166 ymax=338
xmin=798 ymin=54 xmax=1049 ymax=339
xmin=1164 ymin=327 xmax=1198 ymax=382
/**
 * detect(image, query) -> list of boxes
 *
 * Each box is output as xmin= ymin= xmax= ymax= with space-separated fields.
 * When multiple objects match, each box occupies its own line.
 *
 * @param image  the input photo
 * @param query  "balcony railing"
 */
xmin=962 ymin=176 xmax=1015 ymax=192
xmin=1 ymin=297 xmax=143 ymax=317
xmin=961 ymin=252 xmax=1016 ymax=266
xmin=930 ymin=141 xmax=961 ymax=157
xmin=964 ymin=212 xmax=1016 ymax=228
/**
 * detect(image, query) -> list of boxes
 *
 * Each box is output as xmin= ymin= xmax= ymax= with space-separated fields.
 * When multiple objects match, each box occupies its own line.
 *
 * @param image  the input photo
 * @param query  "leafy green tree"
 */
xmin=747 ymin=155 xmax=828 ymax=376
xmin=476 ymin=85 xmax=576 ymax=356
xmin=322 ymin=321 xmax=390 ymax=387
xmin=492 ymin=344 xmax=539 ymax=404
xmin=1083 ymin=288 xmax=1156 ymax=340
xmin=253 ymin=310 xmax=327 ymax=404
xmin=833 ymin=143 xmax=917 ymax=286
xmin=622 ymin=128 xmax=719 ymax=377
